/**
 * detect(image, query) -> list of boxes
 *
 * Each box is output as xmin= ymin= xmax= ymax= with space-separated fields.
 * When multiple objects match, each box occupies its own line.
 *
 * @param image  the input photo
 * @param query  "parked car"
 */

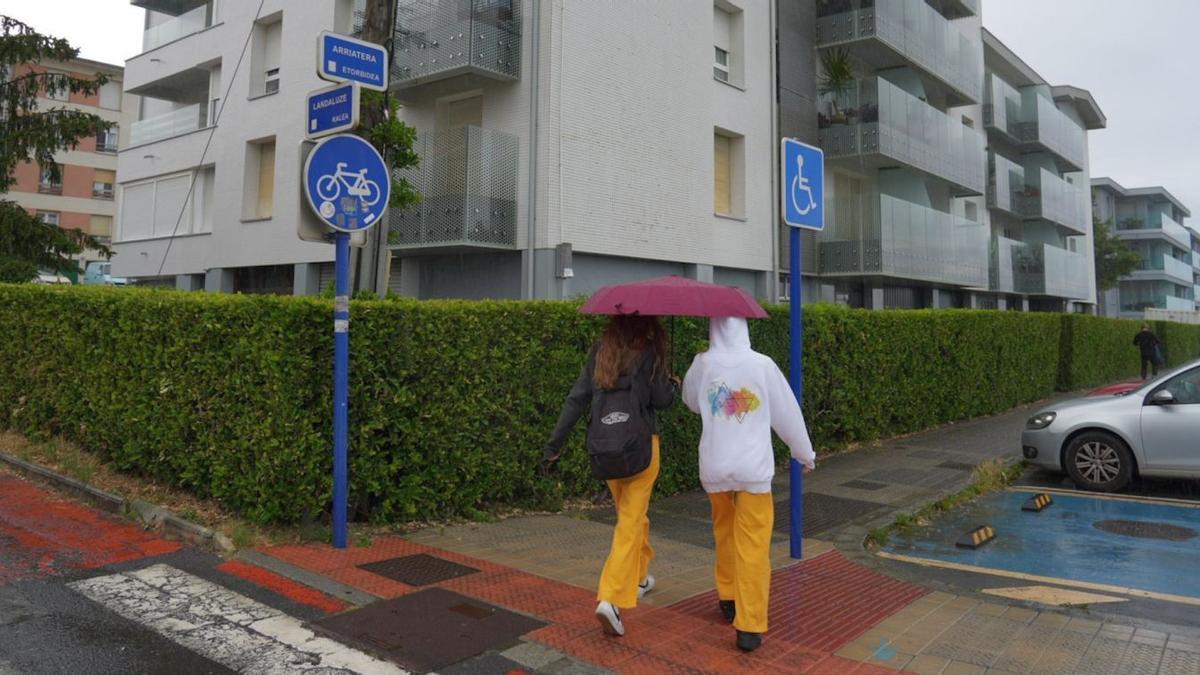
xmin=83 ymin=261 xmax=129 ymax=286
xmin=1022 ymin=360 xmax=1200 ymax=491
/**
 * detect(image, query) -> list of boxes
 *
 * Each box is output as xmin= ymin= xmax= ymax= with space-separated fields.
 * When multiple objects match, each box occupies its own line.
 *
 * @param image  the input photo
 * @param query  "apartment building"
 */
xmin=113 ymin=0 xmax=786 ymax=297
xmin=3 ymin=56 xmax=130 ymax=277
xmin=1092 ymin=178 xmax=1196 ymax=318
xmin=808 ymin=1 xmax=1103 ymax=311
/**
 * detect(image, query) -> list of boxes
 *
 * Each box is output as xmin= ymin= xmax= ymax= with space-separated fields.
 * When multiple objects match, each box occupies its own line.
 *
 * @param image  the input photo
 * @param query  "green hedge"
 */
xmin=0 ymin=284 xmax=1194 ymax=524
xmin=1057 ymin=314 xmax=1142 ymax=390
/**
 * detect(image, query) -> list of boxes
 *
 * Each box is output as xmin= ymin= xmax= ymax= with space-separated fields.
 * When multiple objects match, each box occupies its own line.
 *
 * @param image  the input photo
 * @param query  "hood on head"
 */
xmin=709 ymin=316 xmax=751 ymax=352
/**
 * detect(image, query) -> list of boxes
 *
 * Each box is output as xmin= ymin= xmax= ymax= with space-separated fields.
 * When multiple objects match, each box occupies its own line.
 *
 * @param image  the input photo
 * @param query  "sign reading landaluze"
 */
xmin=306 ymin=82 xmax=360 ymax=140
xmin=303 ymin=134 xmax=390 ymax=232
xmin=782 ymin=138 xmax=824 ymax=231
xmin=317 ymin=32 xmax=389 ymax=91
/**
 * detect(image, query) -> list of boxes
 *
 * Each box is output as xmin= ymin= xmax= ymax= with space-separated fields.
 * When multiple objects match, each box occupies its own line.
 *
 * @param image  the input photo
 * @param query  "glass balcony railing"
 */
xmin=129 ymin=103 xmax=206 ymax=146
xmin=1015 ymin=243 xmax=1090 ymax=300
xmin=388 ymin=0 xmax=522 ymax=89
xmin=142 ymin=3 xmax=212 ymax=52
xmin=983 ymin=73 xmax=1021 ymax=136
xmin=1122 ymin=293 xmax=1196 ymax=314
xmin=819 ymin=77 xmax=986 ymax=194
xmin=1014 ymin=168 xmax=1088 ymax=235
xmin=815 ymin=0 xmax=983 ymax=103
xmin=389 ymin=125 xmax=519 ymax=249
xmin=987 ymin=152 xmax=1024 ymax=216
xmin=1136 ymin=253 xmax=1194 ymax=285
xmin=1015 ymin=95 xmax=1087 ymax=171
xmin=1119 ymin=213 xmax=1193 ymax=251
xmin=990 ymin=236 xmax=1024 ymax=293
xmin=818 ymin=194 xmax=989 ymax=288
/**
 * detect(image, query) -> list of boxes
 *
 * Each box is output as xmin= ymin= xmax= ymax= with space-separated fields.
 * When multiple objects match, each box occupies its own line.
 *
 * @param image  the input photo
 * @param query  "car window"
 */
xmin=1160 ymin=367 xmax=1200 ymax=405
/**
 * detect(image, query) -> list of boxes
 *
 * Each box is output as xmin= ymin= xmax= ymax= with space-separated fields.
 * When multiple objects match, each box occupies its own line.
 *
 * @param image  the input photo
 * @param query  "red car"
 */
xmin=1087 ymin=380 xmax=1143 ymax=397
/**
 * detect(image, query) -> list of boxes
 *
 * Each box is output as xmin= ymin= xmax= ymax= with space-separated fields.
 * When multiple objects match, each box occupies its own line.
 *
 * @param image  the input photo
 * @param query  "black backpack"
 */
xmin=586 ymin=362 xmax=653 ymax=480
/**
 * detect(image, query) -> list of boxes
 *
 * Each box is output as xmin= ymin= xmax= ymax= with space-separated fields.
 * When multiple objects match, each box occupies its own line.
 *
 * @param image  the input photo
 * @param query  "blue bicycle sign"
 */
xmin=303 ymin=134 xmax=390 ymax=233
xmin=782 ymin=138 xmax=824 ymax=230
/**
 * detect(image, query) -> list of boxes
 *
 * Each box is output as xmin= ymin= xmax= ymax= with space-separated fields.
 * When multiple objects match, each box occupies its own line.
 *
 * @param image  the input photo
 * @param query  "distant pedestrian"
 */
xmin=1134 ymin=323 xmax=1164 ymax=380
xmin=681 ymin=317 xmax=816 ymax=654
xmin=540 ymin=315 xmax=678 ymax=638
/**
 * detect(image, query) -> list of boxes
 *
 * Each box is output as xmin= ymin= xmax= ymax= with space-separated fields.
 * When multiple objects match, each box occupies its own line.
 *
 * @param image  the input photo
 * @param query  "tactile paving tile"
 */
xmin=358 ymin=553 xmax=479 ymax=586
xmin=775 ymin=492 xmax=888 ymax=537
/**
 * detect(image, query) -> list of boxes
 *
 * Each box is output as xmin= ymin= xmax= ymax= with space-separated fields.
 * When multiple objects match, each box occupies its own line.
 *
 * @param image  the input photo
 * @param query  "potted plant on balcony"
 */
xmin=820 ymin=48 xmax=855 ymax=126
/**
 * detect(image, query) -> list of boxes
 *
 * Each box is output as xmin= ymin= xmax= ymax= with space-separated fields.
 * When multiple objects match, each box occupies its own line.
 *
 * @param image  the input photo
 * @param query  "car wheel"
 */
xmin=1064 ymin=431 xmax=1134 ymax=492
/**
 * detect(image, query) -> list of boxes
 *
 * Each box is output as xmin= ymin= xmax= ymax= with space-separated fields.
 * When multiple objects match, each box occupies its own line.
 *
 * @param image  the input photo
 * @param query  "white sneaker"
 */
xmin=595 ymin=601 xmax=625 ymax=636
xmin=637 ymin=575 xmax=655 ymax=599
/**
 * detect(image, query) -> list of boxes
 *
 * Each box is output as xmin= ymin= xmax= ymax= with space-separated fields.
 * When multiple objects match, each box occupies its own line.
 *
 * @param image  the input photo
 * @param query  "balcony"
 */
xmin=136 ymin=1 xmax=214 ymax=52
xmin=984 ymin=76 xmax=1087 ymax=172
xmin=1014 ymin=168 xmax=1088 ymax=236
xmin=389 ymin=125 xmax=519 ymax=251
xmin=990 ymin=236 xmax=1023 ymax=293
xmin=819 ymin=77 xmax=986 ymax=195
xmin=986 ymin=152 xmax=1024 ymax=217
xmin=1132 ymin=253 xmax=1195 ymax=286
xmin=1015 ymin=243 xmax=1090 ymax=300
xmin=815 ymin=0 xmax=983 ymax=105
xmin=1124 ymin=294 xmax=1196 ymax=314
xmin=388 ymin=0 xmax=522 ymax=91
xmin=818 ymin=193 xmax=989 ymax=288
xmin=1116 ymin=213 xmax=1192 ymax=252
xmin=129 ymin=103 xmax=208 ymax=146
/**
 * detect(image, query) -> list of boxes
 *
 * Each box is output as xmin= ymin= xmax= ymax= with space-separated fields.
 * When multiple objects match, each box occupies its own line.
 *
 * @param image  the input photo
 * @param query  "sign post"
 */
xmin=781 ymin=138 xmax=824 ymax=560
xmin=303 ymin=134 xmax=391 ymax=549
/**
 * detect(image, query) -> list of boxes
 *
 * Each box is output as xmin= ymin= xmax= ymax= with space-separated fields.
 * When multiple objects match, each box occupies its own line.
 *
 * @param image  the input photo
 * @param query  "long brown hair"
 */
xmin=594 ymin=315 xmax=668 ymax=389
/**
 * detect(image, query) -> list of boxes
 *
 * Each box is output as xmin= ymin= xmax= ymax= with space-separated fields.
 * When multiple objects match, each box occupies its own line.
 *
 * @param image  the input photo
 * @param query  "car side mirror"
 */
xmin=1151 ymin=390 xmax=1175 ymax=405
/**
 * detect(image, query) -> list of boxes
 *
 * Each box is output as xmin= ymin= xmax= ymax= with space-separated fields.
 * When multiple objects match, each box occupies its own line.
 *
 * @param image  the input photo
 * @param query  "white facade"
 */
xmin=114 ymin=0 xmax=365 ymax=287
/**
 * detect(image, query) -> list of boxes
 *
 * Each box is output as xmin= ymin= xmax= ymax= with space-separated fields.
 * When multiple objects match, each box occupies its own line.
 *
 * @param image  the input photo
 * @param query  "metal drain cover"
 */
xmin=1094 ymin=519 xmax=1197 ymax=542
xmin=358 ymin=554 xmax=479 ymax=586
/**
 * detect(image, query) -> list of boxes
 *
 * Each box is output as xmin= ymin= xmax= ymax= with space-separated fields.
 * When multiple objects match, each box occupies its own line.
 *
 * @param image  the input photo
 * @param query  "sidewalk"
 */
xmin=247 ymin=394 xmax=1200 ymax=673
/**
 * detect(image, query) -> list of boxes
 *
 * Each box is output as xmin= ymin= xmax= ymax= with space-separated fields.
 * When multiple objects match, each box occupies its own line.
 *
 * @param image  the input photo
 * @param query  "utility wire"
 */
xmin=153 ymin=0 xmax=268 ymax=279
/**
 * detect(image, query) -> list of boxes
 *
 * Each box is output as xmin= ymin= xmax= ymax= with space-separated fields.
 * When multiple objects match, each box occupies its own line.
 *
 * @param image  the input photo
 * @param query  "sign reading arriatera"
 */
xmin=317 ymin=32 xmax=389 ymax=91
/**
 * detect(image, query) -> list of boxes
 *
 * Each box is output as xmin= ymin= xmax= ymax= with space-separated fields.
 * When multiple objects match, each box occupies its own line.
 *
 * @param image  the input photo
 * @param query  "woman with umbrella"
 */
xmin=541 ymin=276 xmax=774 ymax=639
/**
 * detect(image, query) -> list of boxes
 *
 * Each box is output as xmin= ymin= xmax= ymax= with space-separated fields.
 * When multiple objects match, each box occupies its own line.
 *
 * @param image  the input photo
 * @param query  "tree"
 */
xmin=0 ymin=16 xmax=113 ymax=281
xmin=1093 ymin=216 xmax=1141 ymax=292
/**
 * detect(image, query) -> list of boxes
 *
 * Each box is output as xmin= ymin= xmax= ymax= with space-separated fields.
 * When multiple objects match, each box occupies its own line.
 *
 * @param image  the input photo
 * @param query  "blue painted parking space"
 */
xmin=884 ymin=490 xmax=1200 ymax=601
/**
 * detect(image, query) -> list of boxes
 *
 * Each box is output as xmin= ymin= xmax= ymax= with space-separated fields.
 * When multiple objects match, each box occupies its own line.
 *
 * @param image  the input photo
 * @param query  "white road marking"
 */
xmin=981 ymin=584 xmax=1128 ymax=606
xmin=69 ymin=564 xmax=405 ymax=675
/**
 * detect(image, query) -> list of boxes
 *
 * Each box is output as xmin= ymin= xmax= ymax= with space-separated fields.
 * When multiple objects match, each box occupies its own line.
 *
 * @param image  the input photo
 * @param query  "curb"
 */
xmin=0 ymin=451 xmax=235 ymax=554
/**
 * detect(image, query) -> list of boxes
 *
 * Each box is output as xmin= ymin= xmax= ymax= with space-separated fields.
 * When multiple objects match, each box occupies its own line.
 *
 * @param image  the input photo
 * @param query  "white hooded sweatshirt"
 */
xmin=682 ymin=317 xmax=816 ymax=494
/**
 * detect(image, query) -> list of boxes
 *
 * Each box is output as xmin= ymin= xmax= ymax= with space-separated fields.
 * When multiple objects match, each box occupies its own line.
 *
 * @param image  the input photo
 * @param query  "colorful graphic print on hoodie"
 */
xmin=707 ymin=382 xmax=762 ymax=423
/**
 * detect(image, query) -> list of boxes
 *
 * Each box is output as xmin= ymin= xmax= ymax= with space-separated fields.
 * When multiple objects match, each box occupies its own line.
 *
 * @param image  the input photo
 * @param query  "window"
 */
xmin=39 ymin=164 xmax=62 ymax=194
xmin=99 ymin=80 xmax=122 ymax=110
xmin=1160 ymin=367 xmax=1200 ymax=405
xmin=93 ymin=169 xmax=116 ymax=199
xmin=713 ymin=130 xmax=745 ymax=218
xmin=96 ymin=127 xmax=119 ymax=153
xmin=45 ymin=70 xmax=69 ymax=101
xmin=89 ymin=215 xmax=113 ymax=237
xmin=714 ymin=47 xmax=729 ymax=82
xmin=37 ymin=211 xmax=60 ymax=226
xmin=243 ymin=139 xmax=276 ymax=219
xmin=250 ymin=17 xmax=282 ymax=97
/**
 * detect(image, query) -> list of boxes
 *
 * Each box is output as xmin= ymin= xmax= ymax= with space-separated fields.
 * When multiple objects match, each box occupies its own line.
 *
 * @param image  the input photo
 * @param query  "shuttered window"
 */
xmin=714 ymin=134 xmax=732 ymax=215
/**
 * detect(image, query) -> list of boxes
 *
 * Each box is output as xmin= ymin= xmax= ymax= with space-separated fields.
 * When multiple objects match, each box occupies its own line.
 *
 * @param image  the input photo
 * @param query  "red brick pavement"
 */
xmin=0 ymin=472 xmax=180 ymax=583
xmin=216 ymin=559 xmax=349 ymax=614
xmin=261 ymin=537 xmax=922 ymax=674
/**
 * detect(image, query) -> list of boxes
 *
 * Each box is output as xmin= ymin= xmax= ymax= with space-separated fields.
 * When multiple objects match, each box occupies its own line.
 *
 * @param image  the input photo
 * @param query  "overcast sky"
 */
xmin=3 ymin=0 xmax=1197 ymax=219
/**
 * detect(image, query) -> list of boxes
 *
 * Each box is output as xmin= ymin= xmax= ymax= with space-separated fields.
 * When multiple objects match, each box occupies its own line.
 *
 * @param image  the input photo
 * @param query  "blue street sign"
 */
xmin=782 ymin=138 xmax=824 ymax=230
xmin=317 ymin=32 xmax=389 ymax=92
xmin=303 ymin=134 xmax=390 ymax=233
xmin=307 ymin=82 xmax=360 ymax=140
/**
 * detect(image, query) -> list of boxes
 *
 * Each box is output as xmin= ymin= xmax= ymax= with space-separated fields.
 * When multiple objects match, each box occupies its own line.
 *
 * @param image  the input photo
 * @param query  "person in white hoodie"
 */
xmin=682 ymin=316 xmax=816 ymax=653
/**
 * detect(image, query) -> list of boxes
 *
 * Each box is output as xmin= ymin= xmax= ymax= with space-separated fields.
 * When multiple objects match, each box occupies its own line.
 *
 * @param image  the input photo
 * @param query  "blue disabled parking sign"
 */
xmin=303 ymin=134 xmax=390 ymax=232
xmin=782 ymin=138 xmax=824 ymax=230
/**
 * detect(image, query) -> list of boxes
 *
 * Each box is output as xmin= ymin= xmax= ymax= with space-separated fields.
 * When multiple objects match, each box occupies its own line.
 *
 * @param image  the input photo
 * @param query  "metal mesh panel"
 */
xmin=392 ymin=0 xmax=521 ymax=86
xmin=389 ymin=125 xmax=519 ymax=249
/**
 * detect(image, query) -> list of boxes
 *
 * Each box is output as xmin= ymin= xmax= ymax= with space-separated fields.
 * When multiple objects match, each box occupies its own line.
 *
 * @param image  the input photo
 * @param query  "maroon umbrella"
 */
xmin=579 ymin=275 xmax=768 ymax=318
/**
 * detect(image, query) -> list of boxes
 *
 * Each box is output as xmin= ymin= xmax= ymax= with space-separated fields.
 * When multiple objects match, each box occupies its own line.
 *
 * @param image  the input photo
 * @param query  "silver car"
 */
xmin=1021 ymin=359 xmax=1200 ymax=491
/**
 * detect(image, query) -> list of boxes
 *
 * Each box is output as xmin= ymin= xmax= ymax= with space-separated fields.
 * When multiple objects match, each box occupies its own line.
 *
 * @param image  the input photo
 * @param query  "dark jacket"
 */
xmin=1133 ymin=330 xmax=1161 ymax=358
xmin=542 ymin=344 xmax=676 ymax=461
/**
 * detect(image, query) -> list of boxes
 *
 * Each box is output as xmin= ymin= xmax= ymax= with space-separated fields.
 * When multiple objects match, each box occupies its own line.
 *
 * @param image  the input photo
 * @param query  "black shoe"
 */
xmin=718 ymin=600 xmax=736 ymax=624
xmin=736 ymin=630 xmax=762 ymax=653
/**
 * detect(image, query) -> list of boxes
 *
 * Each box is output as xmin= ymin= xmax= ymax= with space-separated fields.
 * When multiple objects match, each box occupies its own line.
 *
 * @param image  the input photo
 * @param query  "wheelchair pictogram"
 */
xmin=790 ymin=154 xmax=816 ymax=216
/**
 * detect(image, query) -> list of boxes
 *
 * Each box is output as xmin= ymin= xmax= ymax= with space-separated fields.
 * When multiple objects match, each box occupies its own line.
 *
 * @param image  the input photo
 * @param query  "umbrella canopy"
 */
xmin=579 ymin=275 xmax=768 ymax=318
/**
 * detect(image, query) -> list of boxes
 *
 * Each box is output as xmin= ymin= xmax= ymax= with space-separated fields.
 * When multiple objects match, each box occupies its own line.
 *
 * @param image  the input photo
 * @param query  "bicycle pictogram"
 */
xmin=316 ymin=162 xmax=382 ymax=207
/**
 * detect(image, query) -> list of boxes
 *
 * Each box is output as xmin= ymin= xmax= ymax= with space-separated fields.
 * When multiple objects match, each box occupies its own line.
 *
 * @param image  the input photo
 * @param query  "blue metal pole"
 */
xmin=332 ymin=231 xmax=350 ymax=549
xmin=789 ymin=226 xmax=804 ymax=560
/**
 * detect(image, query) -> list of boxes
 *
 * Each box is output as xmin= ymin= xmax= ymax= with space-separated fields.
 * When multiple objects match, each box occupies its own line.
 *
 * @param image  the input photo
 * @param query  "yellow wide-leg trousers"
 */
xmin=596 ymin=436 xmax=660 ymax=609
xmin=708 ymin=490 xmax=774 ymax=634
